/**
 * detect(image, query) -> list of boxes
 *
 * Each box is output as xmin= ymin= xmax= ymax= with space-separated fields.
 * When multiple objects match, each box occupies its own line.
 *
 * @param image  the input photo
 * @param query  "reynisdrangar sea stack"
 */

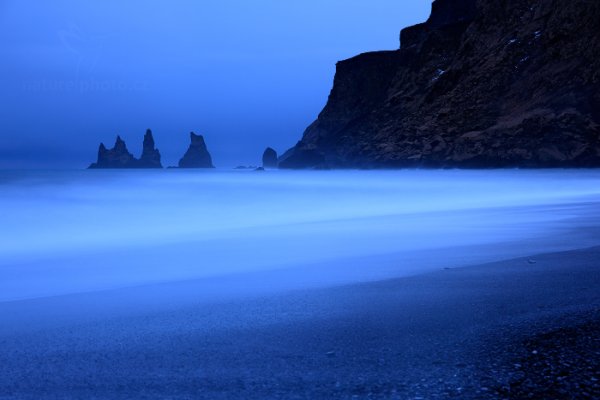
xmin=178 ymin=132 xmax=215 ymax=168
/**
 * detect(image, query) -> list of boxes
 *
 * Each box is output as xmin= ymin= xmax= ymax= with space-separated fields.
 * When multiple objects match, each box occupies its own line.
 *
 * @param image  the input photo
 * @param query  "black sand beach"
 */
xmin=0 ymin=245 xmax=598 ymax=399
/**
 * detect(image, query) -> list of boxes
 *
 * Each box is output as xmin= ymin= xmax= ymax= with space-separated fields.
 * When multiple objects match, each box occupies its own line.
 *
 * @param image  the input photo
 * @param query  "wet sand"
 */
xmin=0 ymin=245 xmax=598 ymax=399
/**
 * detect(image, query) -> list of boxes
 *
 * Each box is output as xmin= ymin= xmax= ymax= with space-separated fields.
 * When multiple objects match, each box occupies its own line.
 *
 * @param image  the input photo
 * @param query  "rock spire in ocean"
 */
xmin=178 ymin=132 xmax=215 ymax=168
xmin=262 ymin=147 xmax=278 ymax=169
xmin=138 ymin=129 xmax=163 ymax=168
xmin=89 ymin=136 xmax=138 ymax=169
xmin=89 ymin=130 xmax=163 ymax=169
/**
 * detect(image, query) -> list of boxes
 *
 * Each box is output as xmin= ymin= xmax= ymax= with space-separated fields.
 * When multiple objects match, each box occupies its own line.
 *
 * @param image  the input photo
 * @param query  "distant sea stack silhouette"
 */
xmin=89 ymin=136 xmax=138 ymax=169
xmin=262 ymin=147 xmax=278 ymax=168
xmin=89 ymin=130 xmax=163 ymax=169
xmin=280 ymin=0 xmax=600 ymax=169
xmin=137 ymin=129 xmax=163 ymax=168
xmin=178 ymin=132 xmax=215 ymax=168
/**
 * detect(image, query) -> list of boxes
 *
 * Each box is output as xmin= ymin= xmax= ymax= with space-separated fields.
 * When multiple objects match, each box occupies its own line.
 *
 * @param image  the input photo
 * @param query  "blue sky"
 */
xmin=0 ymin=1 xmax=430 ymax=168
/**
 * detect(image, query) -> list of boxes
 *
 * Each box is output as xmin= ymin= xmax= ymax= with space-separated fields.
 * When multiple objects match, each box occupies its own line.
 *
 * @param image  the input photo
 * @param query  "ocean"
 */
xmin=1 ymin=168 xmax=600 ymax=302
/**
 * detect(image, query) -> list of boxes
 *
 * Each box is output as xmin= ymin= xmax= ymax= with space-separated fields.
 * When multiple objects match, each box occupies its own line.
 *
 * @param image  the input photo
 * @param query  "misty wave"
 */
xmin=1 ymin=169 xmax=600 ymax=301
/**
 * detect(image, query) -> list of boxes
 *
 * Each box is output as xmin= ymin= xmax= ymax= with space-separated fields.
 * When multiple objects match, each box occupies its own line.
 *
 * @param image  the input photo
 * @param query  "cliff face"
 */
xmin=280 ymin=0 xmax=600 ymax=168
xmin=178 ymin=132 xmax=214 ymax=168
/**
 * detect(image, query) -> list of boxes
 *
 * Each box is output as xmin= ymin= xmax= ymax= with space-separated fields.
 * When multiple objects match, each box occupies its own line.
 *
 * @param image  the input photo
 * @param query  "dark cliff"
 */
xmin=280 ymin=0 xmax=600 ymax=169
xmin=178 ymin=132 xmax=215 ymax=168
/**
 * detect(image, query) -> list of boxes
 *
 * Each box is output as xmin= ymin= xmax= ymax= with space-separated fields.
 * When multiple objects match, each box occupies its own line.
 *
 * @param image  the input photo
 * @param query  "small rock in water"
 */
xmin=262 ymin=147 xmax=279 ymax=169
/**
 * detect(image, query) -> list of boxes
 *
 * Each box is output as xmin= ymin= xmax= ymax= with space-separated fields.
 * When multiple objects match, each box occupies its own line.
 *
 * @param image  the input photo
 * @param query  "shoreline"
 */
xmin=0 ymin=245 xmax=599 ymax=398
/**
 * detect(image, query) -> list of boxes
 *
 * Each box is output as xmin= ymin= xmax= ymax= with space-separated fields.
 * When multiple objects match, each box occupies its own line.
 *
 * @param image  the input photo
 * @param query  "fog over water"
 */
xmin=1 ymin=169 xmax=600 ymax=302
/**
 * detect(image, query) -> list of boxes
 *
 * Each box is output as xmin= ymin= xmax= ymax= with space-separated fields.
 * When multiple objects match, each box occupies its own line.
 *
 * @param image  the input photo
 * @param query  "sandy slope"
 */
xmin=0 ymin=245 xmax=598 ymax=399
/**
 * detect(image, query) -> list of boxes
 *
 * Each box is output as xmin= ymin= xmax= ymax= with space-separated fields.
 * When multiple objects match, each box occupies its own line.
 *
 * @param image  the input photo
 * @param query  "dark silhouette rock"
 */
xmin=280 ymin=0 xmax=600 ymax=169
xmin=178 ymin=132 xmax=214 ymax=168
xmin=89 ymin=130 xmax=164 ymax=169
xmin=138 ymin=129 xmax=162 ymax=168
xmin=89 ymin=136 xmax=137 ymax=169
xmin=262 ymin=147 xmax=278 ymax=168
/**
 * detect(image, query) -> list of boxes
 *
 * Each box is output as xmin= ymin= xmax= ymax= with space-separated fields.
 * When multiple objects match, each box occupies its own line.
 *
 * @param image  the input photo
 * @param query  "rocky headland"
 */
xmin=280 ymin=0 xmax=600 ymax=169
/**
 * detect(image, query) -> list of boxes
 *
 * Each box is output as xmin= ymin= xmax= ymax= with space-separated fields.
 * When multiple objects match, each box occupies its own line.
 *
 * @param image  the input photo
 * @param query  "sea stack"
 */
xmin=138 ymin=129 xmax=163 ymax=168
xmin=89 ymin=136 xmax=137 ymax=169
xmin=178 ymin=132 xmax=215 ymax=168
xmin=89 ymin=131 xmax=164 ymax=169
xmin=262 ymin=147 xmax=278 ymax=169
